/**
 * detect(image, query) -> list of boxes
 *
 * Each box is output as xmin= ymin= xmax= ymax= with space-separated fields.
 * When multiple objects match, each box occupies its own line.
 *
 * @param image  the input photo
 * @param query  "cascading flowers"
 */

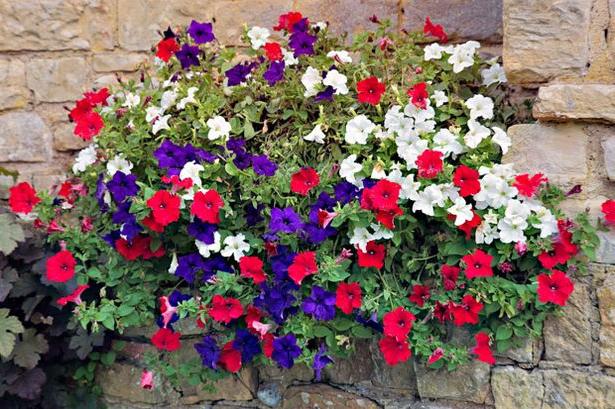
xmin=9 ymin=11 xmax=606 ymax=388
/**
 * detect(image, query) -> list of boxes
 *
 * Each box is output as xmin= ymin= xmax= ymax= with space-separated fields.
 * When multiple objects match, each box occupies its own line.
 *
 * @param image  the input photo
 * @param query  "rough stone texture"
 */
xmin=503 ymin=0 xmax=592 ymax=83
xmin=597 ymin=231 xmax=615 ymax=264
xmin=496 ymin=338 xmax=542 ymax=365
xmin=403 ymin=0 xmax=502 ymax=43
xmin=324 ymin=340 xmax=374 ymax=385
xmin=502 ymin=123 xmax=588 ymax=188
xmin=491 ymin=367 xmax=543 ymax=409
xmin=598 ymin=272 xmax=615 ymax=367
xmin=0 ymin=111 xmax=50 ymax=162
xmin=37 ymin=103 xmax=90 ymax=152
xmin=543 ymin=283 xmax=593 ymax=364
xmin=414 ymin=361 xmax=491 ymax=404
xmin=282 ymin=384 xmax=380 ymax=409
xmin=26 ymin=57 xmax=88 ymax=102
xmin=0 ymin=0 xmax=115 ymax=51
xmin=92 ymin=52 xmax=148 ymax=73
xmin=0 ymin=59 xmax=29 ymax=111
xmin=368 ymin=340 xmax=417 ymax=393
xmin=542 ymin=370 xmax=615 ymax=409
xmin=602 ymin=136 xmax=615 ymax=181
xmin=534 ymin=85 xmax=615 ymax=123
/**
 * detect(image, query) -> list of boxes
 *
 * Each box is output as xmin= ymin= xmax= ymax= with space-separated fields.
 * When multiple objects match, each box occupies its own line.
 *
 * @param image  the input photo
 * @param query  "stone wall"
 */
xmin=3 ymin=0 xmax=615 ymax=408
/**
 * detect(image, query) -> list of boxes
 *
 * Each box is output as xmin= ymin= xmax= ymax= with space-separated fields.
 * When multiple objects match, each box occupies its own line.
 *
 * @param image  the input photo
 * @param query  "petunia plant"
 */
xmin=7 ymin=11 xmax=607 ymax=389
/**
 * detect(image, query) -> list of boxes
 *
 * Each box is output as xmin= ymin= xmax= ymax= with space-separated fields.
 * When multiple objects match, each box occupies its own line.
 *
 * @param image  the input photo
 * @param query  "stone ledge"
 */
xmin=533 ymin=84 xmax=615 ymax=123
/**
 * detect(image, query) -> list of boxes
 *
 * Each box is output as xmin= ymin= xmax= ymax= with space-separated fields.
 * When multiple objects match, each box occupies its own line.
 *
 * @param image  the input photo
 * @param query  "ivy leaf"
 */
xmin=0 ymin=267 xmax=18 ymax=302
xmin=6 ymin=368 xmax=47 ymax=400
xmin=11 ymin=328 xmax=49 ymax=369
xmin=0 ymin=214 xmax=25 ymax=255
xmin=69 ymin=327 xmax=105 ymax=360
xmin=0 ymin=308 xmax=24 ymax=358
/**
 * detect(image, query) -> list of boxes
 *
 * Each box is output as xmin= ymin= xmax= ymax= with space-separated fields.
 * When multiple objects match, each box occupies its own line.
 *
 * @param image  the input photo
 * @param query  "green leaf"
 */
xmin=0 ymin=308 xmax=24 ymax=358
xmin=313 ymin=325 xmax=333 ymax=337
xmin=0 ymin=214 xmax=25 ymax=255
xmin=351 ymin=325 xmax=373 ymax=338
xmin=11 ymin=328 xmax=49 ymax=369
xmin=495 ymin=326 xmax=513 ymax=341
xmin=69 ymin=327 xmax=105 ymax=360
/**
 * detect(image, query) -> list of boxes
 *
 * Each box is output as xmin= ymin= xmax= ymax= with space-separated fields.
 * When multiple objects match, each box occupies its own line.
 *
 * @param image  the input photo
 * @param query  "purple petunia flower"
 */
xmin=120 ymin=220 xmax=142 ymax=241
xmin=95 ymin=173 xmax=109 ymax=212
xmin=202 ymin=256 xmax=232 ymax=282
xmin=103 ymin=230 xmax=121 ymax=248
xmin=301 ymin=286 xmax=336 ymax=321
xmin=106 ymin=172 xmax=139 ymax=203
xmin=270 ymin=247 xmax=297 ymax=281
xmin=175 ymin=252 xmax=207 ymax=284
xmin=184 ymin=143 xmax=217 ymax=164
xmin=112 ymin=201 xmax=133 ymax=225
xmin=233 ymin=150 xmax=252 ymax=170
xmin=168 ymin=290 xmax=191 ymax=306
xmin=154 ymin=140 xmax=185 ymax=169
xmin=226 ymin=138 xmax=246 ymax=153
xmin=194 ymin=336 xmax=220 ymax=369
xmin=272 ymin=334 xmax=302 ymax=369
xmin=293 ymin=18 xmax=310 ymax=33
xmin=225 ymin=62 xmax=257 ymax=86
xmin=334 ymin=181 xmax=360 ymax=204
xmin=233 ymin=329 xmax=262 ymax=364
xmin=254 ymin=280 xmax=297 ymax=324
xmin=187 ymin=20 xmax=215 ymax=44
xmin=355 ymin=311 xmax=383 ymax=333
xmin=309 ymin=193 xmax=336 ymax=223
xmin=252 ymin=155 xmax=278 ymax=176
xmin=314 ymin=86 xmax=335 ymax=102
xmin=313 ymin=344 xmax=333 ymax=381
xmin=269 ymin=207 xmax=303 ymax=234
xmin=245 ymin=203 xmax=265 ymax=226
xmin=302 ymin=223 xmax=336 ymax=245
xmin=289 ymin=29 xmax=317 ymax=57
xmin=187 ymin=219 xmax=217 ymax=244
xmin=175 ymin=44 xmax=200 ymax=69
xmin=263 ymin=61 xmax=285 ymax=86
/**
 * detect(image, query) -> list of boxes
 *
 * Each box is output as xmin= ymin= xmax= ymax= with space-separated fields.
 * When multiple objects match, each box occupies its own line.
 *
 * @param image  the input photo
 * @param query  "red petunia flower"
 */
xmin=263 ymin=42 xmax=283 ymax=61
xmin=379 ymin=335 xmax=411 ymax=366
xmin=191 ymin=189 xmax=224 ymax=224
xmin=141 ymin=237 xmax=165 ymax=260
xmin=407 ymin=82 xmax=429 ymax=109
xmin=433 ymin=301 xmax=452 ymax=323
xmin=74 ymin=111 xmax=104 ymax=140
xmin=245 ymin=306 xmax=264 ymax=331
xmin=46 ymin=250 xmax=77 ymax=283
xmin=288 ymin=251 xmax=318 ymax=285
xmin=239 ymin=256 xmax=267 ymax=284
xmin=441 ymin=265 xmax=460 ymax=290
xmin=375 ymin=206 xmax=404 ymax=229
xmin=219 ymin=341 xmax=242 ymax=373
xmin=557 ymin=219 xmax=579 ymax=256
xmin=416 ymin=149 xmax=443 ymax=179
xmin=115 ymin=236 xmax=151 ymax=260
xmin=408 ymin=284 xmax=431 ymax=307
xmin=140 ymin=369 xmax=154 ymax=390
xmin=147 ymin=190 xmax=181 ymax=227
xmin=317 ymin=209 xmax=337 ymax=228
xmin=159 ymin=295 xmax=177 ymax=328
xmin=209 ymin=294 xmax=244 ymax=324
xmin=513 ymin=173 xmax=548 ymax=198
xmin=162 ymin=175 xmax=193 ymax=192
xmin=9 ymin=182 xmax=41 ymax=214
xmin=457 ymin=211 xmax=482 ymax=239
xmin=451 ymin=295 xmax=483 ymax=326
xmin=453 ymin=165 xmax=481 ymax=197
xmin=602 ymin=199 xmax=615 ymax=224
xmin=290 ymin=167 xmax=320 ymax=196
xmin=84 ymin=88 xmax=110 ymax=106
xmin=262 ymin=333 xmax=274 ymax=358
xmin=335 ymin=282 xmax=362 ymax=314
xmin=471 ymin=332 xmax=495 ymax=365
xmin=151 ymin=328 xmax=181 ymax=352
xmin=156 ymin=37 xmax=180 ymax=62
xmin=537 ymin=270 xmax=574 ymax=306
xmin=362 ymin=179 xmax=401 ymax=211
xmin=273 ymin=11 xmax=304 ymax=32
xmin=142 ymin=213 xmax=165 ymax=233
xmin=461 ymin=249 xmax=493 ymax=279
xmin=424 ymin=17 xmax=448 ymax=43
xmin=357 ymin=241 xmax=386 ymax=270
xmin=356 ymin=76 xmax=386 ymax=105
xmin=57 ymin=284 xmax=89 ymax=307
xmin=69 ymin=98 xmax=93 ymax=122
xmin=427 ymin=347 xmax=444 ymax=365
xmin=538 ymin=243 xmax=572 ymax=270
xmin=383 ymin=306 xmax=416 ymax=340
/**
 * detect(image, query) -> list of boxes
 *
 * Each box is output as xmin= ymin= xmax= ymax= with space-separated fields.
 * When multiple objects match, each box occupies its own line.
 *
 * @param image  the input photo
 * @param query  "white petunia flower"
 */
xmin=448 ymin=41 xmax=480 ymax=73
xmin=349 ymin=227 xmax=374 ymax=252
xmin=432 ymin=90 xmax=448 ymax=107
xmin=339 ymin=154 xmax=363 ymax=184
xmin=168 ymin=252 xmax=178 ymax=274
xmin=322 ymin=69 xmax=348 ymax=95
xmin=327 ymin=50 xmax=352 ymax=63
xmin=72 ymin=145 xmax=97 ymax=173
xmin=396 ymin=137 xmax=428 ymax=169
xmin=370 ymin=163 xmax=387 ymax=179
xmin=301 ymin=66 xmax=322 ymax=97
xmin=304 ymin=124 xmax=326 ymax=144
xmin=107 ymin=155 xmax=133 ymax=176
xmin=176 ymin=86 xmax=198 ymax=110
xmin=207 ymin=116 xmax=231 ymax=140
xmin=412 ymin=185 xmax=445 ymax=216
xmin=498 ymin=217 xmax=527 ymax=243
xmin=433 ymin=129 xmax=464 ymax=157
xmin=180 ymin=161 xmax=204 ymax=186
xmin=145 ymin=106 xmax=163 ymax=122
xmin=474 ymin=174 xmax=518 ymax=209
xmin=123 ymin=92 xmax=141 ymax=109
xmin=152 ymin=114 xmax=171 ymax=134
xmin=424 ymin=43 xmax=445 ymax=61
xmin=247 ymin=26 xmax=270 ymax=49
xmin=491 ymin=126 xmax=511 ymax=154
xmin=481 ymin=63 xmax=507 ymax=86
xmin=475 ymin=221 xmax=499 ymax=245
xmin=505 ymin=199 xmax=531 ymax=221
xmin=384 ymin=106 xmax=408 ymax=134
xmin=160 ymin=90 xmax=178 ymax=110
xmin=464 ymin=119 xmax=491 ymax=149
xmin=387 ymin=169 xmax=420 ymax=200
xmin=465 ymin=94 xmax=494 ymax=120
xmin=282 ymin=48 xmax=299 ymax=66
xmin=371 ymin=223 xmax=394 ymax=241
xmin=221 ymin=233 xmax=250 ymax=261
xmin=196 ymin=231 xmax=222 ymax=258
xmin=345 ymin=115 xmax=375 ymax=145
xmin=447 ymin=197 xmax=474 ymax=226
xmin=532 ymin=206 xmax=559 ymax=238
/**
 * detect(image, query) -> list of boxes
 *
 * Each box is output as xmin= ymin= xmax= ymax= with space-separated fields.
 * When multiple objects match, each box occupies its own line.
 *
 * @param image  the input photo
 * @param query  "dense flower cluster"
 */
xmin=9 ymin=12 xmax=604 ymax=386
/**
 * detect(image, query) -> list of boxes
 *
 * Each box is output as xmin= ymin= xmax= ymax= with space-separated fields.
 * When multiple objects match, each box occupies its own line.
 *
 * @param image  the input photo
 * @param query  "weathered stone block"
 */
xmin=98 ymin=362 xmax=176 ymax=406
xmin=259 ymin=362 xmax=313 ymax=386
xmin=0 ymin=0 xmax=115 ymax=51
xmin=27 ymin=57 xmax=88 ymax=102
xmin=542 ymin=370 xmax=615 ymax=409
xmin=0 ymin=59 xmax=29 ymax=111
xmin=282 ymin=384 xmax=380 ymax=409
xmin=403 ymin=0 xmax=502 ymax=43
xmin=543 ymin=283 xmax=592 ymax=364
xmin=597 ymin=231 xmax=615 ymax=264
xmin=502 ymin=124 xmax=588 ymax=188
xmin=178 ymin=367 xmax=256 ymax=403
xmin=369 ymin=339 xmax=417 ymax=393
xmin=0 ymin=111 xmax=50 ymax=162
xmin=598 ymin=271 xmax=615 ymax=367
xmin=491 ymin=367 xmax=543 ymax=409
xmin=496 ymin=337 xmax=542 ymax=365
xmin=602 ymin=136 xmax=615 ymax=181
xmin=503 ymin=0 xmax=592 ymax=83
xmin=534 ymin=85 xmax=615 ymax=123
xmin=92 ymin=52 xmax=147 ymax=73
xmin=414 ymin=361 xmax=491 ymax=404
xmin=324 ymin=340 xmax=374 ymax=385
